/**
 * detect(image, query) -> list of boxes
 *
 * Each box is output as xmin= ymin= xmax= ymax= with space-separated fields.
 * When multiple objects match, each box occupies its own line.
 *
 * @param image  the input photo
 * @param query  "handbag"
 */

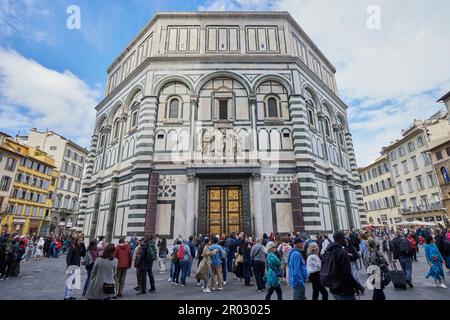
xmin=103 ymin=283 xmax=115 ymax=294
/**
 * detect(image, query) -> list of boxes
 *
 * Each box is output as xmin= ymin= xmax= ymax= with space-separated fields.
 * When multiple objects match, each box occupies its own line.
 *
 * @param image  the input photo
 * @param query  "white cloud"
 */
xmin=197 ymin=0 xmax=450 ymax=166
xmin=0 ymin=49 xmax=100 ymax=148
xmin=0 ymin=0 xmax=54 ymax=44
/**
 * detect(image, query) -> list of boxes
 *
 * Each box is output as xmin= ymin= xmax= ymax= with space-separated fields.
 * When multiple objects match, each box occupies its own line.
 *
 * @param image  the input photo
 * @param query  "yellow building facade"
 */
xmin=1 ymin=138 xmax=58 ymax=236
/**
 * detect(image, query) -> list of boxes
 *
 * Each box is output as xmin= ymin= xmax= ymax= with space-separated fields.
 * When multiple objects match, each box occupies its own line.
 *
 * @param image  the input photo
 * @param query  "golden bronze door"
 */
xmin=206 ymin=186 xmax=243 ymax=236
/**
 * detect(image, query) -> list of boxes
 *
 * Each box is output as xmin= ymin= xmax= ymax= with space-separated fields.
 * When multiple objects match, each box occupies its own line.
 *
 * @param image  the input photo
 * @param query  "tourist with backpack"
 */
xmin=171 ymin=240 xmax=183 ymax=285
xmin=391 ymin=232 xmax=414 ymax=288
xmin=364 ymin=239 xmax=390 ymax=300
xmin=406 ymin=233 xmax=418 ymax=262
xmin=320 ymin=231 xmax=365 ymax=300
xmin=179 ymin=240 xmax=192 ymax=286
xmin=139 ymin=235 xmax=157 ymax=295
xmin=287 ymin=237 xmax=308 ymax=300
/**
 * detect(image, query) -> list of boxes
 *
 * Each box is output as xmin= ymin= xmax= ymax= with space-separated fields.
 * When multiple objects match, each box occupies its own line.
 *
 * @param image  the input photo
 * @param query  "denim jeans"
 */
xmin=187 ymin=259 xmax=193 ymax=277
xmin=169 ymin=259 xmax=175 ymax=279
xmin=173 ymin=261 xmax=181 ymax=283
xmin=399 ymin=256 xmax=413 ymax=282
xmin=83 ymin=268 xmax=92 ymax=295
xmin=180 ymin=260 xmax=190 ymax=285
xmin=293 ymin=284 xmax=307 ymax=300
xmin=203 ymin=269 xmax=211 ymax=289
xmin=332 ymin=293 xmax=356 ymax=301
xmin=64 ymin=271 xmax=75 ymax=299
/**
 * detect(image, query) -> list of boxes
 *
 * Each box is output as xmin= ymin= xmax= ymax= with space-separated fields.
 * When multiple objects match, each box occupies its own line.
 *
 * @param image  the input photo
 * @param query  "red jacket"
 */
xmin=115 ymin=244 xmax=132 ymax=269
xmin=406 ymin=236 xmax=417 ymax=249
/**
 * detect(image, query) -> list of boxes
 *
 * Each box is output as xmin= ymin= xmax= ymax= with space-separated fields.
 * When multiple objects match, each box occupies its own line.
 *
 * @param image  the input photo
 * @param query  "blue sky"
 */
xmin=0 ymin=0 xmax=449 ymax=166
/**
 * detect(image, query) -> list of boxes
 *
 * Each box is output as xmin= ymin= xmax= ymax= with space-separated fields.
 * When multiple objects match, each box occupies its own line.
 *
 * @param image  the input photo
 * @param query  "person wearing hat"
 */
xmin=265 ymin=241 xmax=283 ymax=300
xmin=287 ymin=237 xmax=308 ymax=300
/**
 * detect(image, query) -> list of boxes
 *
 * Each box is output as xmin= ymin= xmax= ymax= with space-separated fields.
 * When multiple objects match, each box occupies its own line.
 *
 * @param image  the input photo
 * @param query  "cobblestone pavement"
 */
xmin=0 ymin=249 xmax=448 ymax=300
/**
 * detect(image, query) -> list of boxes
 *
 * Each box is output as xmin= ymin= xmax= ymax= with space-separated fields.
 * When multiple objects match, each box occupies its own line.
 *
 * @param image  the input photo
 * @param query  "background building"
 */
xmin=429 ymin=138 xmax=450 ymax=226
xmin=1 ymin=137 xmax=58 ymax=235
xmin=78 ymin=11 xmax=365 ymax=242
xmin=438 ymin=90 xmax=450 ymax=123
xmin=383 ymin=111 xmax=448 ymax=224
xmin=17 ymin=129 xmax=88 ymax=235
xmin=0 ymin=132 xmax=22 ymax=219
xmin=358 ymin=155 xmax=400 ymax=228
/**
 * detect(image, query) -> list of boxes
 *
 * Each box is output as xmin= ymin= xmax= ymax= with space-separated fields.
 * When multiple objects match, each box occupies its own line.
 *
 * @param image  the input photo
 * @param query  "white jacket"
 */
xmin=307 ymin=254 xmax=321 ymax=275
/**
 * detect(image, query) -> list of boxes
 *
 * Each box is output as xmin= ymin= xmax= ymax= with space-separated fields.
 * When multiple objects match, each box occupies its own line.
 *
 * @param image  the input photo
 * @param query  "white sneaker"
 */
xmin=196 ymin=282 xmax=201 ymax=286
xmin=218 ymin=287 xmax=223 ymax=291
xmin=439 ymin=283 xmax=448 ymax=289
xmin=223 ymin=281 xmax=227 ymax=285
xmin=203 ymin=288 xmax=211 ymax=293
xmin=167 ymin=278 xmax=172 ymax=282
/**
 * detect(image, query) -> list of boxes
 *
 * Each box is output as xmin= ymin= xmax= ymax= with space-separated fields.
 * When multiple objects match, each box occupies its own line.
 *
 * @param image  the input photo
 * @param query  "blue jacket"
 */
xmin=209 ymin=244 xmax=223 ymax=267
xmin=288 ymin=248 xmax=308 ymax=288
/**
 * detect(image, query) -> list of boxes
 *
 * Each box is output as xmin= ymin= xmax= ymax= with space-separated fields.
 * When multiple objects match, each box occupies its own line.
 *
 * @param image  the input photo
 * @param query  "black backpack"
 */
xmin=320 ymin=248 xmax=341 ymax=289
xmin=399 ymin=238 xmax=411 ymax=256
xmin=147 ymin=243 xmax=157 ymax=261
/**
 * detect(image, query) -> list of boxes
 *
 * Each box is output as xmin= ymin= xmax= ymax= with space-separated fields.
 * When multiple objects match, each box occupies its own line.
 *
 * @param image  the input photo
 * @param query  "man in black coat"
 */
xmin=139 ymin=235 xmax=157 ymax=294
xmin=322 ymin=231 xmax=364 ymax=300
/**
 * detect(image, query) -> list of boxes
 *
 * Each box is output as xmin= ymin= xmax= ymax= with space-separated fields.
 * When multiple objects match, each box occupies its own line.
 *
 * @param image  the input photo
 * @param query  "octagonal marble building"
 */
xmin=77 ymin=11 xmax=366 ymax=242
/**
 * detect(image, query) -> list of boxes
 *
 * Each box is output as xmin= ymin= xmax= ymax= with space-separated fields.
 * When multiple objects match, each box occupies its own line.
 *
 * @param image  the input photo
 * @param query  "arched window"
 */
xmin=324 ymin=117 xmax=331 ymax=137
xmin=267 ymin=97 xmax=279 ymax=118
xmin=99 ymin=133 xmax=105 ymax=150
xmin=113 ymin=119 xmax=121 ymax=139
xmin=168 ymin=98 xmax=180 ymax=119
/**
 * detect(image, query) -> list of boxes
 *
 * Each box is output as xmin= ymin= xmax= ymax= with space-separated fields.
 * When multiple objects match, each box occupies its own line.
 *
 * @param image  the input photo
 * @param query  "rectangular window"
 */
xmin=427 ymin=172 xmax=437 ymax=187
xmin=416 ymin=175 xmax=424 ymax=190
xmin=219 ymin=99 xmax=228 ymax=120
xmin=390 ymin=151 xmax=397 ymax=161
xmin=393 ymin=164 xmax=399 ymax=177
xmin=417 ymin=135 xmax=424 ymax=146
xmin=422 ymin=152 xmax=431 ymax=166
xmin=398 ymin=146 xmax=406 ymax=157
xmin=397 ymin=182 xmax=404 ymax=195
xmin=402 ymin=160 xmax=409 ymax=174
xmin=411 ymin=156 xmax=418 ymax=170
xmin=407 ymin=141 xmax=415 ymax=153
xmin=5 ymin=158 xmax=17 ymax=171
xmin=0 ymin=176 xmax=11 ymax=191
xmin=436 ymin=151 xmax=443 ymax=160
xmin=406 ymin=179 xmax=414 ymax=193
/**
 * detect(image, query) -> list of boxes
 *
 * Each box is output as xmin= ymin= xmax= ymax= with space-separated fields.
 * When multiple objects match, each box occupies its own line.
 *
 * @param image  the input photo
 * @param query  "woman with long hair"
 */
xmin=82 ymin=239 xmax=99 ymax=296
xmin=306 ymin=243 xmax=328 ymax=300
xmin=85 ymin=243 xmax=118 ymax=300
xmin=424 ymin=236 xmax=447 ymax=289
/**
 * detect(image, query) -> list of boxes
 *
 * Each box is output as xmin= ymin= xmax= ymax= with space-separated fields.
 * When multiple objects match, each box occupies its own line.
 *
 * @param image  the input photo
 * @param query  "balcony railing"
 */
xmin=400 ymin=202 xmax=445 ymax=214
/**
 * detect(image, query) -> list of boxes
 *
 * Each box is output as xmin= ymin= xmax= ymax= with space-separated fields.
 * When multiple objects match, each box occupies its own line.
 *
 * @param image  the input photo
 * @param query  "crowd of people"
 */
xmin=0 ymin=224 xmax=79 ymax=280
xmin=1 ymin=222 xmax=449 ymax=301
